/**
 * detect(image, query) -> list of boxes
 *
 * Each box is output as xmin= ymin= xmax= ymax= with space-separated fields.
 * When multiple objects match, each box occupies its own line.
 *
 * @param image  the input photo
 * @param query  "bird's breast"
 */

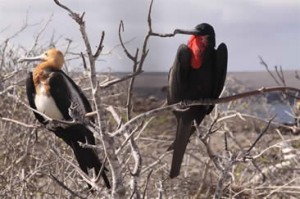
xmin=187 ymin=66 xmax=213 ymax=99
xmin=35 ymin=84 xmax=64 ymax=120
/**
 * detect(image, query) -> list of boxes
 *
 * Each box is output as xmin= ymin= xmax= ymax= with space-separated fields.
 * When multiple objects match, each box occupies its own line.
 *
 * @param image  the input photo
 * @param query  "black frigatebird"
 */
xmin=168 ymin=23 xmax=228 ymax=178
xmin=19 ymin=49 xmax=111 ymax=189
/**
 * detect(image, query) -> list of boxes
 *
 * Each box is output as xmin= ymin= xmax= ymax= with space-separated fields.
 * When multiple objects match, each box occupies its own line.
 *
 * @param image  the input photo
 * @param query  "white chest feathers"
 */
xmin=35 ymin=93 xmax=64 ymax=120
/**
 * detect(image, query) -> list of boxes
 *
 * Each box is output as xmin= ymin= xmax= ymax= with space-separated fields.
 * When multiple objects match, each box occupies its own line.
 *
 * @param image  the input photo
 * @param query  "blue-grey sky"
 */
xmin=0 ymin=0 xmax=299 ymax=72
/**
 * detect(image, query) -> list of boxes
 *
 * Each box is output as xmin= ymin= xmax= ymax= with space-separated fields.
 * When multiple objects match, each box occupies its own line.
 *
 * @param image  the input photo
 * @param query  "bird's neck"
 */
xmin=32 ymin=62 xmax=59 ymax=95
xmin=188 ymin=35 xmax=208 ymax=69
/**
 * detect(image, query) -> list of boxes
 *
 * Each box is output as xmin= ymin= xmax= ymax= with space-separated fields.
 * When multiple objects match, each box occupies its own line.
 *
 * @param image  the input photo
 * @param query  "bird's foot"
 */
xmin=173 ymin=100 xmax=190 ymax=112
xmin=45 ymin=121 xmax=58 ymax=131
xmin=180 ymin=100 xmax=189 ymax=107
xmin=45 ymin=120 xmax=69 ymax=130
xmin=173 ymin=106 xmax=189 ymax=112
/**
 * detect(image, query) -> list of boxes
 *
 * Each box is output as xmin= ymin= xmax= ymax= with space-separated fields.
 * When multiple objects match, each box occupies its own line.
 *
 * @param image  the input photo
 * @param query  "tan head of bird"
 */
xmin=19 ymin=48 xmax=64 ymax=70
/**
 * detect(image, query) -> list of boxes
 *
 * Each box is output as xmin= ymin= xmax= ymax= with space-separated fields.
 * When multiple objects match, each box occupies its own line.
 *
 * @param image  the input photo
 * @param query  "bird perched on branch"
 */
xmin=167 ymin=23 xmax=228 ymax=178
xmin=19 ymin=48 xmax=111 ymax=189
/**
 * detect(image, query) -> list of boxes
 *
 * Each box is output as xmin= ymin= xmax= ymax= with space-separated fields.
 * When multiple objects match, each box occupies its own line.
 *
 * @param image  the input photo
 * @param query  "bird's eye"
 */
xmin=44 ymin=52 xmax=48 ymax=56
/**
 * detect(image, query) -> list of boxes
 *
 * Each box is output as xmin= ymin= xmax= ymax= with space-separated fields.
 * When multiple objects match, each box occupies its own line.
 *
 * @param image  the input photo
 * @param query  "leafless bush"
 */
xmin=0 ymin=0 xmax=300 ymax=198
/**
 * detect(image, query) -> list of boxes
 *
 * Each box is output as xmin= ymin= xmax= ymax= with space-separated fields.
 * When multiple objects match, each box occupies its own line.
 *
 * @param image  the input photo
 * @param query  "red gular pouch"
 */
xmin=188 ymin=35 xmax=208 ymax=69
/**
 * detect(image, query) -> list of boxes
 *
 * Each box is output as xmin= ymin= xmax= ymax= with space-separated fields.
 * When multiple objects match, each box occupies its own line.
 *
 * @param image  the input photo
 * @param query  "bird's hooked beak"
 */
xmin=174 ymin=28 xmax=204 ymax=36
xmin=18 ymin=53 xmax=47 ymax=63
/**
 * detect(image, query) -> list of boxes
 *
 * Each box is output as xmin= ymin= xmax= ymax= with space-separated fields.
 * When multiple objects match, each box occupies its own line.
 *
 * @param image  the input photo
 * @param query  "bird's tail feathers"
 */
xmin=71 ymin=141 xmax=111 ymax=189
xmin=170 ymin=118 xmax=192 ymax=178
xmin=51 ymin=125 xmax=111 ymax=189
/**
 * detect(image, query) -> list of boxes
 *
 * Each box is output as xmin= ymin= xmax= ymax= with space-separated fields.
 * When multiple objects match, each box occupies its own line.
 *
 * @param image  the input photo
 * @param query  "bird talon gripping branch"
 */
xmin=45 ymin=120 xmax=67 ymax=130
xmin=174 ymin=102 xmax=190 ymax=112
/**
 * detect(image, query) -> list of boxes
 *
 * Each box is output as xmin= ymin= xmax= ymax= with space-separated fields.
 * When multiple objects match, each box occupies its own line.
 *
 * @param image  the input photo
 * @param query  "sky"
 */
xmin=0 ymin=0 xmax=299 ymax=72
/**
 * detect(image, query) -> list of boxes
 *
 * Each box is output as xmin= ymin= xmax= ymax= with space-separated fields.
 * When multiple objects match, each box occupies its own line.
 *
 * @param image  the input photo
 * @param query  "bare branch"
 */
xmin=49 ymin=173 xmax=86 ymax=199
xmin=80 ymin=52 xmax=88 ymax=71
xmin=142 ymin=169 xmax=153 ymax=199
xmin=99 ymin=70 xmax=143 ymax=89
xmin=30 ymin=14 xmax=54 ymax=51
xmin=93 ymin=31 xmax=105 ymax=59
xmin=118 ymin=20 xmax=138 ymax=62
xmin=53 ymin=0 xmax=80 ymax=21
xmin=0 ymin=117 xmax=37 ymax=128
xmin=259 ymin=56 xmax=282 ymax=86
xmin=275 ymin=65 xmax=286 ymax=86
xmin=244 ymin=116 xmax=275 ymax=156
xmin=141 ymin=151 xmax=171 ymax=174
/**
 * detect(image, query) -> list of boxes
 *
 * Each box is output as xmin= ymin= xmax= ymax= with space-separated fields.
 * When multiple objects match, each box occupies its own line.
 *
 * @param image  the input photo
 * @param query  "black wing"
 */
xmin=167 ymin=44 xmax=191 ymax=105
xmin=61 ymin=72 xmax=93 ymax=114
xmin=26 ymin=72 xmax=47 ymax=124
xmin=48 ymin=71 xmax=110 ymax=188
xmin=168 ymin=44 xmax=194 ymax=178
xmin=213 ymin=43 xmax=228 ymax=98
xmin=48 ymin=71 xmax=92 ymax=121
xmin=48 ymin=72 xmax=72 ymax=120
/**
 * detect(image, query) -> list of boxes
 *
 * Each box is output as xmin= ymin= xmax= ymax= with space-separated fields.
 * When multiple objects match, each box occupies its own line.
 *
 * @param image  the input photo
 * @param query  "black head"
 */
xmin=194 ymin=23 xmax=215 ymax=37
xmin=174 ymin=23 xmax=216 ymax=46
xmin=174 ymin=23 xmax=215 ymax=36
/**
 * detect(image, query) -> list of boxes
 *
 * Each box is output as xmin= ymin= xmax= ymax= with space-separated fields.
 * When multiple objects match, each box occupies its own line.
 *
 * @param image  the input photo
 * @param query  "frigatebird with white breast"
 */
xmin=19 ymin=48 xmax=111 ymax=189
